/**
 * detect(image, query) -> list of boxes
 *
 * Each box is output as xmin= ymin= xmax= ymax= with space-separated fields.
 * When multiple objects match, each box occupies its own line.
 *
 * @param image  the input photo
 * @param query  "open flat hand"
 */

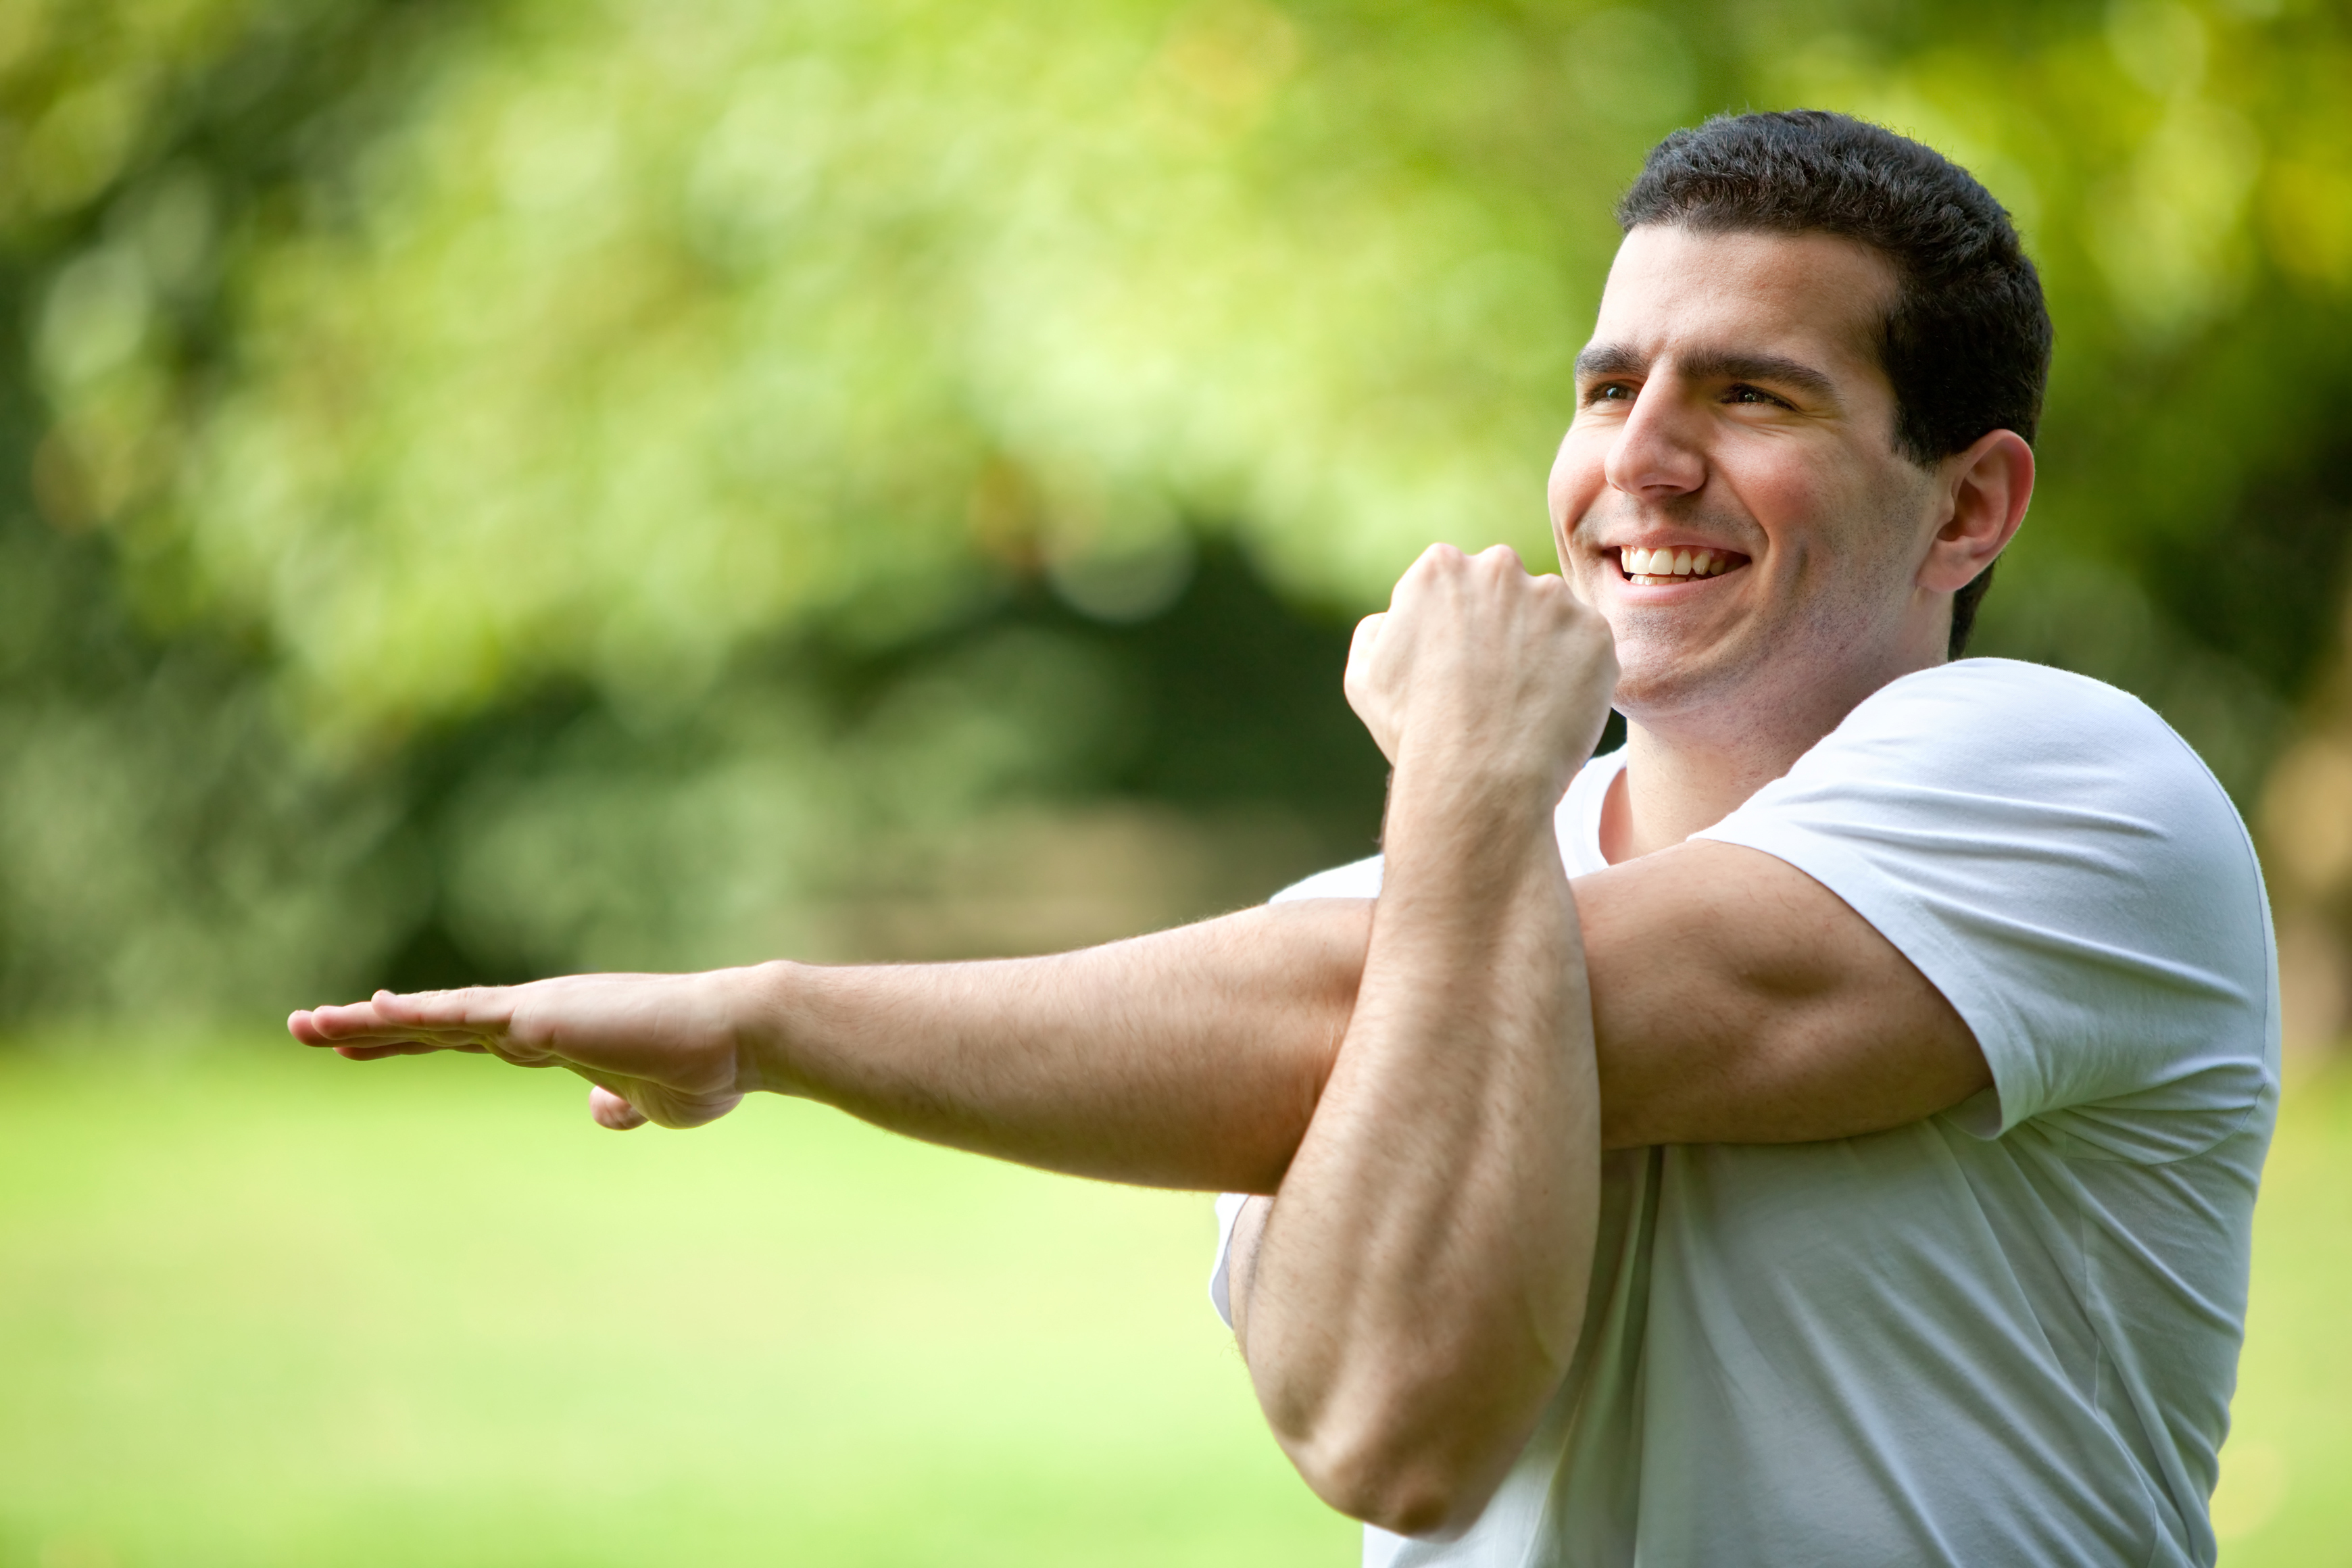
xmin=288 ymin=971 xmax=760 ymax=1130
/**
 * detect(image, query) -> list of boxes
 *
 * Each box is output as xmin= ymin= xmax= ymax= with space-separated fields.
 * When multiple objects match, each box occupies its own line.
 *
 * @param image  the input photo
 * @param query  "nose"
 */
xmin=1602 ymin=376 xmax=1706 ymax=500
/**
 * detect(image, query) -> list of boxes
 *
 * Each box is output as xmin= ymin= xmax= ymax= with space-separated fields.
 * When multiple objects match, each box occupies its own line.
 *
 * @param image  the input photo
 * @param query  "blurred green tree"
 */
xmin=4 ymin=0 xmax=2350 ymax=1033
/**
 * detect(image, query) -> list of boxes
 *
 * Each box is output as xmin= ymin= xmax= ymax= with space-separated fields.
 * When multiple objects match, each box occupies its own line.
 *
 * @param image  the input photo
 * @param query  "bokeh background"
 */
xmin=3 ymin=1 xmax=2350 ymax=1563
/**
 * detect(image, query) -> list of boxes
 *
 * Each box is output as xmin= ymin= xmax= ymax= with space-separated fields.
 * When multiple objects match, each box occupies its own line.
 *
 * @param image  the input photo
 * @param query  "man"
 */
xmin=293 ymin=112 xmax=2276 ymax=1565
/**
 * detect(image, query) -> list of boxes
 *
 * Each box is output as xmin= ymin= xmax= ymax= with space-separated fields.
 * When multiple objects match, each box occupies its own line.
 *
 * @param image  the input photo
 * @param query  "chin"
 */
xmin=1607 ymin=642 xmax=1746 ymax=726
xmin=1606 ymin=666 xmax=1697 ymax=726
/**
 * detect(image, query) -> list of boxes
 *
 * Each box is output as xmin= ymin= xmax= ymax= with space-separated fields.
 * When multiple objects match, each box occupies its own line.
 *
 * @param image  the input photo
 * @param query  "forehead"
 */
xmin=1588 ymin=225 xmax=1898 ymax=382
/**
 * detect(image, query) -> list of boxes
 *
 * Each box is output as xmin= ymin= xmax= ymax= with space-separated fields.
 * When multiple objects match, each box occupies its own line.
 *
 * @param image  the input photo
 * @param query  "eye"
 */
xmin=1725 ymin=383 xmax=1792 ymax=408
xmin=1583 ymin=381 xmax=1636 ymax=406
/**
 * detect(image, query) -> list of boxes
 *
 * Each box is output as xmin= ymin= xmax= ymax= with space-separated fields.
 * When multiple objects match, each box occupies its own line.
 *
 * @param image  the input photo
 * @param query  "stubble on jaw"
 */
xmin=1567 ymin=479 xmax=1941 ymax=752
xmin=1557 ymin=491 xmax=1762 ymax=725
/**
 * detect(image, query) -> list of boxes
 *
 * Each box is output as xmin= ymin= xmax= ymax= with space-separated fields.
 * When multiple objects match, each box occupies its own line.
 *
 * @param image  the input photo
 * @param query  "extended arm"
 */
xmin=291 ymin=834 xmax=1981 ymax=1170
xmin=291 ymin=897 xmax=1368 ymax=1193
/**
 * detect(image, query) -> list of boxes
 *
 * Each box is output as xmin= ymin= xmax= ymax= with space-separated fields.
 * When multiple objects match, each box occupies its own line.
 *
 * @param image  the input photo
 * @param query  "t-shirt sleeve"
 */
xmin=1208 ymin=1191 xmax=1250 ymax=1329
xmin=1267 ymin=853 xmax=1386 ymax=905
xmin=1691 ymin=660 xmax=2277 ymax=1164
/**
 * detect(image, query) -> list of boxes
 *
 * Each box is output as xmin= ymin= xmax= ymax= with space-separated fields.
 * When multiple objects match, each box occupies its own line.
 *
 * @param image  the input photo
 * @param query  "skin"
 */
xmin=1554 ymin=226 xmax=2031 ymax=854
xmin=290 ymin=223 xmax=2034 ymax=1537
xmin=1241 ymin=545 xmax=1609 ymax=1534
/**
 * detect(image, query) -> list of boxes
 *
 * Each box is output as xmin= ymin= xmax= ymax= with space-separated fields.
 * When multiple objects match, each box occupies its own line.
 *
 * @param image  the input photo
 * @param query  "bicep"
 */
xmin=1576 ymin=841 xmax=1989 ymax=1148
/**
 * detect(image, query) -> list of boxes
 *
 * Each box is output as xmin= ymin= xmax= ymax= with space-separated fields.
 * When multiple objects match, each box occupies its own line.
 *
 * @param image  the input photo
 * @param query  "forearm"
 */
xmin=737 ymin=898 xmax=1369 ymax=1192
xmin=1238 ymin=772 xmax=1600 ymax=1536
xmin=753 ymin=840 xmax=1980 ymax=1182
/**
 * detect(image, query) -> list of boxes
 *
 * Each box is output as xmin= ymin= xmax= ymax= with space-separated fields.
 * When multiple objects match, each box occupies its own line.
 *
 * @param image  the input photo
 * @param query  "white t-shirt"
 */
xmin=1209 ymin=658 xmax=2278 ymax=1567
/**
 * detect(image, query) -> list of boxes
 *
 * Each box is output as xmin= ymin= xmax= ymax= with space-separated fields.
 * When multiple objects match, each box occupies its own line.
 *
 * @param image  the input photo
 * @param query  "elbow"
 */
xmin=1279 ymin=1411 xmax=1511 ymax=1542
xmin=1248 ymin=1321 xmax=1568 ymax=1539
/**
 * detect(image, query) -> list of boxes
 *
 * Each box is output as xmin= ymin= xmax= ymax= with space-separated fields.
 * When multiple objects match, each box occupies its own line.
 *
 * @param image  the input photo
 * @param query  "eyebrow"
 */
xmin=1573 ymin=343 xmax=1842 ymax=406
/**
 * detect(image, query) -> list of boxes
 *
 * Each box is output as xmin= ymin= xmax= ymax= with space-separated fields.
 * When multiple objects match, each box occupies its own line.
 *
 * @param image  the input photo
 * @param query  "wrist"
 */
xmin=1379 ymin=748 xmax=1570 ymax=903
xmin=720 ymin=959 xmax=812 ymax=1099
xmin=1386 ymin=743 xmax=1568 ymax=836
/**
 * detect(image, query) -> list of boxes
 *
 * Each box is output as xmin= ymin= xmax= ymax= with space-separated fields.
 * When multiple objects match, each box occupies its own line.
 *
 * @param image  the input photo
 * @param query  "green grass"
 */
xmin=0 ymin=1042 xmax=1351 ymax=1567
xmin=3 ymin=1044 xmax=2349 ymax=1567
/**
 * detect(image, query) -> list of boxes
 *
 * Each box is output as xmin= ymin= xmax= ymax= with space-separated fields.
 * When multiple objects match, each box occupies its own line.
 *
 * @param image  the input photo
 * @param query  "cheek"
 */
xmin=1719 ymin=443 xmax=1898 ymax=572
xmin=1717 ymin=448 xmax=1825 ymax=541
xmin=1546 ymin=430 xmax=1607 ymax=532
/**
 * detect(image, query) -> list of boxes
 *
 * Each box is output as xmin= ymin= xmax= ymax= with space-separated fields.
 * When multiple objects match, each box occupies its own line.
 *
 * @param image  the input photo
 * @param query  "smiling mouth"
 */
xmin=1615 ymin=545 xmax=1749 ymax=586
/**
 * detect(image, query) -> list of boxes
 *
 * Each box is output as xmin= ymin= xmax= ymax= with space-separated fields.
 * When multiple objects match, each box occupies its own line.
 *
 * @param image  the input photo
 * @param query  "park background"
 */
xmin=2 ymin=0 xmax=2349 ymax=1562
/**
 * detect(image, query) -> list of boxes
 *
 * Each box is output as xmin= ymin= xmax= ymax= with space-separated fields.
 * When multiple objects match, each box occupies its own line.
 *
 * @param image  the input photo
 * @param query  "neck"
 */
xmin=1598 ymin=648 xmax=1942 ymax=863
xmin=1596 ymin=724 xmax=1804 ymax=862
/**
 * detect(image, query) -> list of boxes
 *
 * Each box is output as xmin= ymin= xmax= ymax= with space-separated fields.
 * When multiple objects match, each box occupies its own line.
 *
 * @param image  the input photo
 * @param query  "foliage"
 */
xmin=4 ymin=0 xmax=2351 ymax=1023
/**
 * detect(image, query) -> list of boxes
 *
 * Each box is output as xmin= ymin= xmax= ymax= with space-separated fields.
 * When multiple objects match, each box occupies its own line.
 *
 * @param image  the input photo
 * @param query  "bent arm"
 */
xmin=1223 ymin=835 xmax=1989 ymax=1391
xmin=1227 ymin=545 xmax=1609 ymax=1538
xmin=1238 ymin=760 xmax=1598 ymax=1538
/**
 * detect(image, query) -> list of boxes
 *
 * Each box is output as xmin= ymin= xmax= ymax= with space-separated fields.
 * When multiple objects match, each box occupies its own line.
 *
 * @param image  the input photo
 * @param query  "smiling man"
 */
xmin=293 ymin=112 xmax=2276 ymax=1566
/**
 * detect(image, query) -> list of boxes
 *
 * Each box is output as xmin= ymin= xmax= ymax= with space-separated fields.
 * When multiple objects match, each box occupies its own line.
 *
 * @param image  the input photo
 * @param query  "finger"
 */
xmin=1392 ymin=542 xmax=1460 ymax=609
xmin=1343 ymin=614 xmax=1386 ymax=700
xmin=333 ymin=1042 xmax=450 ymax=1061
xmin=295 ymin=1000 xmax=474 ymax=1048
xmin=291 ymin=1004 xmax=391 ymax=1044
xmin=590 ymin=1085 xmax=650 ymax=1131
xmin=311 ymin=1021 xmax=494 ymax=1052
xmin=370 ymin=986 xmax=516 ymax=1033
xmin=296 ymin=1005 xmax=433 ymax=1051
xmin=303 ymin=988 xmax=543 ymax=1058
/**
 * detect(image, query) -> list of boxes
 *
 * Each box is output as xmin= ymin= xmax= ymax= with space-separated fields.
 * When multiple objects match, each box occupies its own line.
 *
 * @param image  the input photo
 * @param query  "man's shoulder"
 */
xmin=1743 ymin=654 xmax=2265 ymax=921
xmin=1859 ymin=656 xmax=2171 ymax=739
xmin=1821 ymin=657 xmax=2224 ymax=807
xmin=1709 ymin=656 xmax=2275 ymax=1150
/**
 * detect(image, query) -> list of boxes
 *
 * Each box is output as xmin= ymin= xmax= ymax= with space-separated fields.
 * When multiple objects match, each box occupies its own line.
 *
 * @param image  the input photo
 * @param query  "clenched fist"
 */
xmin=1344 ymin=544 xmax=1618 ymax=801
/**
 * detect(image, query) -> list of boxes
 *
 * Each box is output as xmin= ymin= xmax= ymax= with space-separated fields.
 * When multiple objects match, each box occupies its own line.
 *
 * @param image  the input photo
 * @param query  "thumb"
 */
xmin=1344 ymin=612 xmax=1400 ymax=766
xmin=589 ymin=1084 xmax=650 ymax=1131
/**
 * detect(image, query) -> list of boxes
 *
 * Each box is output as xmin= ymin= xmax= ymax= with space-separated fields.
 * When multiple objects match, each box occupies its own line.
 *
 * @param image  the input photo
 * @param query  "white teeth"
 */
xmin=1623 ymin=545 xmax=1737 ymax=580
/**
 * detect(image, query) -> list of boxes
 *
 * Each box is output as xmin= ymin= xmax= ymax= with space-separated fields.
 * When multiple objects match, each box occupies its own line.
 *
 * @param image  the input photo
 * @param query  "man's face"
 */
xmin=1549 ymin=224 xmax=1947 ymax=730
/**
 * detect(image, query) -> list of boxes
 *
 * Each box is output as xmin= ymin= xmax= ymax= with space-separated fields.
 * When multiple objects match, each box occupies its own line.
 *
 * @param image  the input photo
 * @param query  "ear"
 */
xmin=1918 ymin=429 xmax=2034 ymax=593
